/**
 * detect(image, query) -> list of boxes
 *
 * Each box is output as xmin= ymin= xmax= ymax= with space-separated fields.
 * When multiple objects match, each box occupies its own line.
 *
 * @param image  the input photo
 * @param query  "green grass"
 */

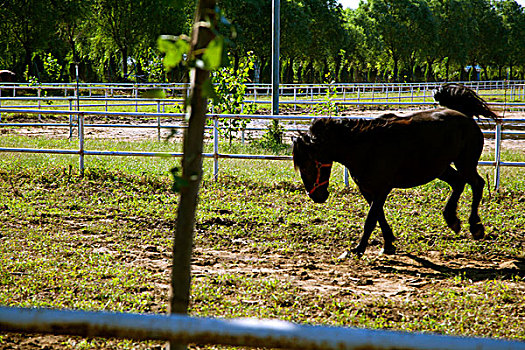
xmin=0 ymin=136 xmax=524 ymax=349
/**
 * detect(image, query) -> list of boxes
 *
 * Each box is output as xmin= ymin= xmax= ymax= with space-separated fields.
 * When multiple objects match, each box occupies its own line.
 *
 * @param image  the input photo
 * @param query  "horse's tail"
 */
xmin=433 ymin=83 xmax=499 ymax=121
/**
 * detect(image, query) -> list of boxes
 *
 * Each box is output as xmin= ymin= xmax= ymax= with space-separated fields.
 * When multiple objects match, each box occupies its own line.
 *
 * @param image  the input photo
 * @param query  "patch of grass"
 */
xmin=0 ymin=137 xmax=524 ymax=348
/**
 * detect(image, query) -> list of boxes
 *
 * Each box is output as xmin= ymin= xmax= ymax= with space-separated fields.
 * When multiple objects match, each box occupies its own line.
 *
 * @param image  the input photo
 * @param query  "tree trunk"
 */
xmin=233 ymin=52 xmax=239 ymax=73
xmin=286 ymin=57 xmax=294 ymax=83
xmin=392 ymin=56 xmax=399 ymax=82
xmin=305 ymin=61 xmax=313 ymax=83
xmin=168 ymin=0 xmax=217 ymax=349
xmin=425 ymin=59 xmax=433 ymax=82
xmin=120 ymin=46 xmax=128 ymax=79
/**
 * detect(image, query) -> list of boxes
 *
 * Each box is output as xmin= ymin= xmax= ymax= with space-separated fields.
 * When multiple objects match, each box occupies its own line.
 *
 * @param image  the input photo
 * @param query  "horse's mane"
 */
xmin=308 ymin=115 xmax=400 ymax=141
xmin=293 ymin=116 xmax=401 ymax=169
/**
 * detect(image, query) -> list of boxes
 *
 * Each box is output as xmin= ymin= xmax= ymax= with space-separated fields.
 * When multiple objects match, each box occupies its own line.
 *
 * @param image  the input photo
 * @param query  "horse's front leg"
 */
xmin=377 ymin=209 xmax=396 ymax=255
xmin=352 ymin=194 xmax=389 ymax=255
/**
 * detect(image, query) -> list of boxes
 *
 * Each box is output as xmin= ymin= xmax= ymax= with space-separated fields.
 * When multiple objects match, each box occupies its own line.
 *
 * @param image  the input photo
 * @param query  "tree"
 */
xmin=280 ymin=0 xmax=311 ymax=83
xmin=220 ymin=0 xmax=272 ymax=82
xmin=52 ymin=0 xmax=92 ymax=80
xmin=466 ymin=0 xmax=505 ymax=80
xmin=358 ymin=0 xmax=434 ymax=82
xmin=0 ymin=0 xmax=55 ymax=77
xmin=430 ymin=0 xmax=479 ymax=80
xmin=495 ymin=0 xmax=525 ymax=79
xmin=302 ymin=0 xmax=347 ymax=82
xmin=88 ymin=0 xmax=172 ymax=80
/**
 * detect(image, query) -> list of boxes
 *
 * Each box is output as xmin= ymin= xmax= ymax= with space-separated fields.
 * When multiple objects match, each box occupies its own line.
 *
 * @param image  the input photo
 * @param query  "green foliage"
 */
xmin=23 ymin=65 xmax=39 ymax=85
xmin=158 ymin=35 xmax=191 ymax=70
xmin=256 ymin=120 xmax=287 ymax=153
xmin=2 ymin=0 xmax=525 ymax=82
xmin=137 ymin=47 xmax=165 ymax=82
xmin=202 ymin=37 xmax=225 ymax=70
xmin=158 ymin=5 xmax=234 ymax=74
xmin=210 ymin=52 xmax=256 ymax=144
xmin=42 ymin=53 xmax=62 ymax=82
xmin=170 ymin=166 xmax=188 ymax=193
xmin=313 ymin=72 xmax=338 ymax=116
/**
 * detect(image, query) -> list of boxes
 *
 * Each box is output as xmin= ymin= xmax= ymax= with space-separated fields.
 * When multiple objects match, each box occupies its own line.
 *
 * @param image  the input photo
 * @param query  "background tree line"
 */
xmin=1 ymin=0 xmax=524 ymax=83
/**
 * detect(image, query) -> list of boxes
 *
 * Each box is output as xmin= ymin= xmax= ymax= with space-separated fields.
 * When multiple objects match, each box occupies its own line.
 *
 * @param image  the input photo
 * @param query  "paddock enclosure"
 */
xmin=0 ymin=81 xmax=524 ymax=349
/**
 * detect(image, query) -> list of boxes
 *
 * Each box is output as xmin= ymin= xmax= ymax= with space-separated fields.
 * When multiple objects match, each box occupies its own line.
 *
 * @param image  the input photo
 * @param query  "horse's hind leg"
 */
xmin=438 ymin=166 xmax=466 ymax=233
xmin=466 ymin=170 xmax=485 ymax=239
xmin=454 ymin=161 xmax=486 ymax=240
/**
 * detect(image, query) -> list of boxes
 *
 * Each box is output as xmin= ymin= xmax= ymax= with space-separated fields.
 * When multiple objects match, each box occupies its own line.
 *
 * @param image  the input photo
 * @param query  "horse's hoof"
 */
xmin=450 ymin=220 xmax=461 ymax=234
xmin=446 ymin=218 xmax=461 ymax=233
xmin=381 ymin=246 xmax=396 ymax=255
xmin=351 ymin=246 xmax=365 ymax=257
xmin=470 ymin=222 xmax=485 ymax=240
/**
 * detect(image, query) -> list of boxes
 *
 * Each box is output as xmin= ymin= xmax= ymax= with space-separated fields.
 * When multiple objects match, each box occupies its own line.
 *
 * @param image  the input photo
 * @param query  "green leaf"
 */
xmin=158 ymin=37 xmax=190 ymax=70
xmin=202 ymin=37 xmax=224 ymax=70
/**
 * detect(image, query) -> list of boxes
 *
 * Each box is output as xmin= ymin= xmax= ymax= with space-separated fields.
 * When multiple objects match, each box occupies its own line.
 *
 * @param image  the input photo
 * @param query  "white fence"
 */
xmin=1 ymin=306 xmax=524 ymax=350
xmin=0 ymin=105 xmax=524 ymax=188
xmin=1 ymin=80 xmax=525 ymax=111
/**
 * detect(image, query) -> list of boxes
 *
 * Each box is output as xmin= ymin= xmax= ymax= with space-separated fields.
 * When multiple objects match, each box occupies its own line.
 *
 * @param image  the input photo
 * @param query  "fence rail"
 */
xmin=1 ymin=80 xmax=524 ymax=105
xmin=1 ymin=307 xmax=524 ymax=350
xmin=0 ymin=107 xmax=524 ymax=187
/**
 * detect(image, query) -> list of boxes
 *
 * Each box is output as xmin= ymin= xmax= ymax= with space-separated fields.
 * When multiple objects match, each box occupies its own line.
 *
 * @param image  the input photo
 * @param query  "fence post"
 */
xmin=293 ymin=87 xmax=297 ymax=111
xmin=157 ymin=101 xmax=161 ymax=141
xmin=213 ymin=115 xmax=219 ymax=181
xmin=38 ymin=86 xmax=42 ymax=121
xmin=135 ymin=84 xmax=139 ymax=112
xmin=69 ymin=99 xmax=74 ymax=139
xmin=78 ymin=112 xmax=85 ymax=176
xmin=494 ymin=122 xmax=502 ymax=190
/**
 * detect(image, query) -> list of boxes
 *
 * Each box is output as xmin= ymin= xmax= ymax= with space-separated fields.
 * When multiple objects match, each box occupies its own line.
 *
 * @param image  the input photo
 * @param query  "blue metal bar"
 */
xmin=1 ymin=307 xmax=524 ymax=350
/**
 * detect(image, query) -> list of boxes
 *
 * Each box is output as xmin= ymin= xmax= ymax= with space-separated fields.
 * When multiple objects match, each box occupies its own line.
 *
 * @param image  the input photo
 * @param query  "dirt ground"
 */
xmin=3 ymin=244 xmax=525 ymax=349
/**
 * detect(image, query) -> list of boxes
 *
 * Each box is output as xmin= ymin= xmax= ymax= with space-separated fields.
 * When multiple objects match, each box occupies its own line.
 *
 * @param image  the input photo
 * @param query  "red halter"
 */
xmin=308 ymin=160 xmax=333 ymax=195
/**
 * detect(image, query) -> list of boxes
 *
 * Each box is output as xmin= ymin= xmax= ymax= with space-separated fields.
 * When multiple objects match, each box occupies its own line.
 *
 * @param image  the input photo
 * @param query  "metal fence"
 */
xmin=0 ymin=107 xmax=524 ymax=188
xmin=1 ymin=80 xmax=525 ymax=111
xmin=1 ymin=306 xmax=524 ymax=350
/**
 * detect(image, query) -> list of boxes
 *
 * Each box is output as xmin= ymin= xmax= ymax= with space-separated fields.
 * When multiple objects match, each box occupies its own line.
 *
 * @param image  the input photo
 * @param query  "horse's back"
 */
xmin=346 ymin=108 xmax=483 ymax=190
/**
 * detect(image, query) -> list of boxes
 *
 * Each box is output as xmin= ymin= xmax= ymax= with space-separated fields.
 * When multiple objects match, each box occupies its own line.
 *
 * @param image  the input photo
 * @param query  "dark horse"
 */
xmin=293 ymin=84 xmax=498 ymax=255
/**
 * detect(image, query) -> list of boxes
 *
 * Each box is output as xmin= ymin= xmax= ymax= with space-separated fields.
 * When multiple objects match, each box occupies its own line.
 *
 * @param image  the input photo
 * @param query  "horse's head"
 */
xmin=293 ymin=129 xmax=333 ymax=204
